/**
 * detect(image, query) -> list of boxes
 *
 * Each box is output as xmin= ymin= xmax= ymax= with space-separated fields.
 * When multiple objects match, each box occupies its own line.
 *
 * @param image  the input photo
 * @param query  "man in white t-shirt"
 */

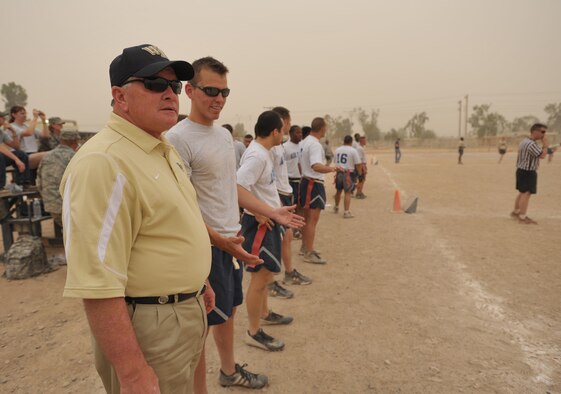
xmin=283 ymin=125 xmax=303 ymax=237
xmin=168 ymin=57 xmax=303 ymax=392
xmin=238 ymin=111 xmax=293 ymax=352
xmin=269 ymin=107 xmax=311 ymax=299
xmin=334 ymin=135 xmax=362 ymax=218
xmin=299 ymin=117 xmax=340 ymax=264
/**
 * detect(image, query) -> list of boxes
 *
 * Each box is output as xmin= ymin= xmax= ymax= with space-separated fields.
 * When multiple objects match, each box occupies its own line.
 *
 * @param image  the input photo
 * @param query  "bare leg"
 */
xmin=281 ymin=228 xmax=293 ymax=273
xmin=28 ymin=152 xmax=47 ymax=170
xmin=212 ymin=308 xmax=237 ymax=376
xmin=247 ymin=269 xmax=273 ymax=335
xmin=260 ymin=286 xmax=269 ymax=319
xmin=343 ymin=191 xmax=352 ymax=211
xmin=302 ymin=208 xmax=321 ymax=253
xmin=334 ymin=190 xmax=342 ymax=209
xmin=514 ymin=193 xmax=522 ymax=213
xmin=518 ymin=192 xmax=531 ymax=217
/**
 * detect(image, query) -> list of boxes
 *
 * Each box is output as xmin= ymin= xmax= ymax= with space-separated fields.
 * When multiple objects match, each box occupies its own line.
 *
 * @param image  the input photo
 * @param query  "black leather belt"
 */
xmin=125 ymin=285 xmax=206 ymax=305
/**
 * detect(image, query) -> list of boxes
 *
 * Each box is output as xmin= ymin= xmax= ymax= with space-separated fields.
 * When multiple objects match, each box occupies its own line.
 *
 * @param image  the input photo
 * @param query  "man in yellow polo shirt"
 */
xmin=60 ymin=44 xmax=212 ymax=394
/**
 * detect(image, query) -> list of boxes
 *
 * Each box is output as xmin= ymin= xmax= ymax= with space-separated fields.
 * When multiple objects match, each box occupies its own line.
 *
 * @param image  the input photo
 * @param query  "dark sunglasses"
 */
xmin=192 ymin=84 xmax=230 ymax=98
xmin=121 ymin=77 xmax=182 ymax=94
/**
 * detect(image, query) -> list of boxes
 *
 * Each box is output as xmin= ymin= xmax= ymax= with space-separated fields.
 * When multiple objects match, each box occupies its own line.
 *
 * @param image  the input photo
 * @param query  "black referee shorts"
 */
xmin=516 ymin=168 xmax=537 ymax=194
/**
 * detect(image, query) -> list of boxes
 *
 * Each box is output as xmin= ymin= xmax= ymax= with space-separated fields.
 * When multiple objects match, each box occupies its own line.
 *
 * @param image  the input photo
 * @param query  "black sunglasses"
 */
xmin=122 ymin=77 xmax=182 ymax=94
xmin=192 ymin=84 xmax=230 ymax=98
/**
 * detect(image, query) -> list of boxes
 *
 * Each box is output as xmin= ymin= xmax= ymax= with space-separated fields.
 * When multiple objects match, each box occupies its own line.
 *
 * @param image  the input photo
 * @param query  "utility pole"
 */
xmin=464 ymin=94 xmax=469 ymax=137
xmin=458 ymin=100 xmax=462 ymax=138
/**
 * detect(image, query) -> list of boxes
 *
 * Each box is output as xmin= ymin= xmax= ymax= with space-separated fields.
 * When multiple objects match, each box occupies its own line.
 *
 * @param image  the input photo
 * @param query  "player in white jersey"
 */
xmin=283 ymin=125 xmax=303 ymax=239
xmin=167 ymin=57 xmax=303 ymax=392
xmin=352 ymin=133 xmax=360 ymax=150
xmin=237 ymin=111 xmax=294 ymax=352
xmin=299 ymin=117 xmax=341 ymax=264
xmin=270 ymin=107 xmax=311 ymax=297
xmin=334 ymin=135 xmax=363 ymax=218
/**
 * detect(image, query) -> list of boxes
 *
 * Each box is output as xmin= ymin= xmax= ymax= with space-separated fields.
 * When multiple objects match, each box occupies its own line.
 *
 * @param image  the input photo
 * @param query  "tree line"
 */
xmin=3 ymin=82 xmax=560 ymax=140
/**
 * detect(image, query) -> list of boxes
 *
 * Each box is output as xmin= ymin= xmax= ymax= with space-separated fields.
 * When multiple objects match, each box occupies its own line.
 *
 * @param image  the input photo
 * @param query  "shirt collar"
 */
xmin=107 ymin=112 xmax=169 ymax=154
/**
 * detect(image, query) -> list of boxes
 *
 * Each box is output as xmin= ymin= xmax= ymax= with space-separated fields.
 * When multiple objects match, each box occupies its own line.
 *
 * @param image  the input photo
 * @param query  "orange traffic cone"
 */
xmin=392 ymin=189 xmax=402 ymax=213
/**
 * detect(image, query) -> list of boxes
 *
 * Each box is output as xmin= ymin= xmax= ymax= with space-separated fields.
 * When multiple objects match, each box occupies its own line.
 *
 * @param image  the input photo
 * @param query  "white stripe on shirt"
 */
xmin=97 ymin=172 xmax=128 ymax=280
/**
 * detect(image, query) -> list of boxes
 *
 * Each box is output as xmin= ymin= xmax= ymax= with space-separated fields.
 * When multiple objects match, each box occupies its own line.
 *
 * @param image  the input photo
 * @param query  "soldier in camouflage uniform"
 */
xmin=38 ymin=116 xmax=65 ymax=152
xmin=37 ymin=130 xmax=79 ymax=225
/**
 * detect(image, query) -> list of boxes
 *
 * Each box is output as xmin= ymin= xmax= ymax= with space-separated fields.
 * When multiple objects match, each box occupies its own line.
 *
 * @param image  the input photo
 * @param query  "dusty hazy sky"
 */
xmin=3 ymin=0 xmax=561 ymax=136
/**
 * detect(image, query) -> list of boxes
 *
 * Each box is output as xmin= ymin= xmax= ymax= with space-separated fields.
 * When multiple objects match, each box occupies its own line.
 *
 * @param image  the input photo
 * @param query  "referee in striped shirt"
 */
xmin=511 ymin=123 xmax=549 ymax=224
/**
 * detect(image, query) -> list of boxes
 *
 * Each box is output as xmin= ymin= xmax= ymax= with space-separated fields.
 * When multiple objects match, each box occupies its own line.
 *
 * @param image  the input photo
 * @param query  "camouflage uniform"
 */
xmin=37 ymin=145 xmax=75 ymax=225
xmin=38 ymin=132 xmax=60 ymax=152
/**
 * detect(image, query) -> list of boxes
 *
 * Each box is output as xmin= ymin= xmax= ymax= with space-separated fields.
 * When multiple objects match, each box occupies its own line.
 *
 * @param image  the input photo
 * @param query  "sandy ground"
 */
xmin=1 ymin=148 xmax=560 ymax=394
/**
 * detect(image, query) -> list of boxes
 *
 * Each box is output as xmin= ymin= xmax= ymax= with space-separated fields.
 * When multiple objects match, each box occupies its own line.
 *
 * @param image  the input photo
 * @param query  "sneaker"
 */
xmin=304 ymin=251 xmax=327 ymax=265
xmin=510 ymin=211 xmax=519 ymax=219
xmin=261 ymin=310 xmax=294 ymax=325
xmin=300 ymin=246 xmax=321 ymax=256
xmin=343 ymin=211 xmax=354 ymax=219
xmin=518 ymin=216 xmax=537 ymax=224
xmin=292 ymin=229 xmax=302 ymax=240
xmin=356 ymin=192 xmax=367 ymax=199
xmin=268 ymin=281 xmax=294 ymax=299
xmin=333 ymin=205 xmax=339 ymax=214
xmin=219 ymin=363 xmax=268 ymax=389
xmin=246 ymin=329 xmax=285 ymax=351
xmin=283 ymin=269 xmax=312 ymax=285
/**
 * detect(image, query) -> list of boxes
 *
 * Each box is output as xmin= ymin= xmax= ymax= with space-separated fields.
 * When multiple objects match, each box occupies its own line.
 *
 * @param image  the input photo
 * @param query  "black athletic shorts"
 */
xmin=516 ymin=168 xmax=537 ymax=194
xmin=278 ymin=192 xmax=293 ymax=207
xmin=335 ymin=171 xmax=356 ymax=192
xmin=299 ymin=177 xmax=326 ymax=209
xmin=289 ymin=178 xmax=301 ymax=206
xmin=240 ymin=214 xmax=282 ymax=274
xmin=207 ymin=247 xmax=244 ymax=325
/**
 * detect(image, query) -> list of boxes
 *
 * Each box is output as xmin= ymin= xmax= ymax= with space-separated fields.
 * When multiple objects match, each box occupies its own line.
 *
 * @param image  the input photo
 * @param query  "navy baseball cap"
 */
xmin=109 ymin=44 xmax=194 ymax=87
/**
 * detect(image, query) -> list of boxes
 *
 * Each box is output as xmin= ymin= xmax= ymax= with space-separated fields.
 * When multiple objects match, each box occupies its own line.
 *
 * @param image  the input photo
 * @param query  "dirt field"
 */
xmin=1 ymin=148 xmax=560 ymax=394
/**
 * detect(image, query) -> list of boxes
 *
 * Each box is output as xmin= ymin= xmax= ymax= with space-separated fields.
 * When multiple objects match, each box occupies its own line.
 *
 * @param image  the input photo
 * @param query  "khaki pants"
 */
xmin=93 ymin=296 xmax=207 ymax=394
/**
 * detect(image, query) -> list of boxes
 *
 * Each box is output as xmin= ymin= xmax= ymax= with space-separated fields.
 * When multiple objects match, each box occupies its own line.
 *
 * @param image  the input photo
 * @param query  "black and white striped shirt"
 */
xmin=516 ymin=137 xmax=542 ymax=171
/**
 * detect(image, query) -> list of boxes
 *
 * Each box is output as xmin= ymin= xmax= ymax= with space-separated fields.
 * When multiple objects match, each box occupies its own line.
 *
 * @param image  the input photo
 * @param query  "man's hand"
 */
xmin=211 ymin=230 xmax=263 ymax=266
xmin=203 ymin=282 xmax=216 ymax=314
xmin=270 ymin=206 xmax=305 ymax=229
xmin=119 ymin=365 xmax=160 ymax=394
xmin=15 ymin=159 xmax=25 ymax=173
xmin=255 ymin=214 xmax=274 ymax=230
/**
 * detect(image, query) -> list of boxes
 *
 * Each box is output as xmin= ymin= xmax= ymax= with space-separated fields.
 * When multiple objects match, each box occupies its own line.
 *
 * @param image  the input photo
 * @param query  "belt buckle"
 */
xmin=158 ymin=295 xmax=169 ymax=304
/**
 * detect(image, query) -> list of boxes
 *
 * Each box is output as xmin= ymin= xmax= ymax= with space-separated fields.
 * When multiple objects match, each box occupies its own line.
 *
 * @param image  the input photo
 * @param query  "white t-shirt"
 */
xmin=166 ymin=119 xmax=241 ymax=237
xmin=237 ymin=141 xmax=281 ymax=212
xmin=300 ymin=135 xmax=326 ymax=181
xmin=334 ymin=145 xmax=361 ymax=171
xmin=10 ymin=123 xmax=41 ymax=153
xmin=233 ymin=139 xmax=246 ymax=169
xmin=283 ymin=140 xmax=300 ymax=179
xmin=354 ymin=144 xmax=366 ymax=163
xmin=271 ymin=145 xmax=292 ymax=194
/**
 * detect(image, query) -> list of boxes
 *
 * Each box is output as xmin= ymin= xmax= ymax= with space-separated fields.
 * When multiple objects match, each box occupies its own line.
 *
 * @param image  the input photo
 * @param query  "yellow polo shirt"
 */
xmin=61 ymin=113 xmax=211 ymax=298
